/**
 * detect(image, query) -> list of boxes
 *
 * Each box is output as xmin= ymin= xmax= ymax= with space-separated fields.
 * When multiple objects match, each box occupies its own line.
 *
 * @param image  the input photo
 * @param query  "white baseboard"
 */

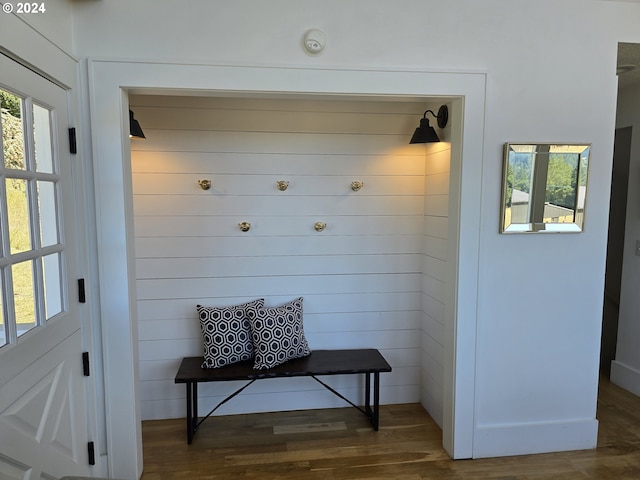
xmin=473 ymin=419 xmax=598 ymax=458
xmin=611 ymin=360 xmax=640 ymax=397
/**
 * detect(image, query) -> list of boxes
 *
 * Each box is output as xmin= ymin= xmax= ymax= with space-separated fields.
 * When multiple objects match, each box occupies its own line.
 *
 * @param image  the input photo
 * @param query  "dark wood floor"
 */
xmin=141 ymin=377 xmax=640 ymax=479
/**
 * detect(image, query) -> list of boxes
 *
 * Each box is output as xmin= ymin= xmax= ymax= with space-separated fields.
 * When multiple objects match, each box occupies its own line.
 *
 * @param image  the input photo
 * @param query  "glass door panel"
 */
xmin=43 ymin=253 xmax=62 ymax=320
xmin=37 ymin=180 xmax=58 ymax=247
xmin=33 ymin=103 xmax=54 ymax=174
xmin=1 ymin=90 xmax=26 ymax=170
xmin=12 ymin=260 xmax=35 ymax=337
xmin=6 ymin=178 xmax=31 ymax=254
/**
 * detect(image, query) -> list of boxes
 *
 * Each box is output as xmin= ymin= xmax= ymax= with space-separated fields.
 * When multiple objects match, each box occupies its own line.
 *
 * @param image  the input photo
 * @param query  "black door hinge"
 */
xmin=82 ymin=352 xmax=90 ymax=376
xmin=69 ymin=127 xmax=77 ymax=154
xmin=88 ymin=441 xmax=95 ymax=465
xmin=78 ymin=278 xmax=86 ymax=303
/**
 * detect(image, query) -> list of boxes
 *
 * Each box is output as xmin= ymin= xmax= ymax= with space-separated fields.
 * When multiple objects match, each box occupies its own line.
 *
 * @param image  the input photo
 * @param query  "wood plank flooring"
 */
xmin=141 ymin=377 xmax=640 ymax=479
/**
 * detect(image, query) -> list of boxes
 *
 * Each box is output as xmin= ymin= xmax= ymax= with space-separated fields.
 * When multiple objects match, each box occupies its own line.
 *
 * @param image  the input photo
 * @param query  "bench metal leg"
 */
xmin=363 ymin=372 xmax=380 ymax=431
xmin=373 ymin=372 xmax=380 ymax=431
xmin=185 ymin=373 xmax=384 ymax=444
xmin=364 ymin=373 xmax=372 ymax=420
xmin=185 ymin=382 xmax=198 ymax=444
xmin=185 ymin=379 xmax=257 ymax=444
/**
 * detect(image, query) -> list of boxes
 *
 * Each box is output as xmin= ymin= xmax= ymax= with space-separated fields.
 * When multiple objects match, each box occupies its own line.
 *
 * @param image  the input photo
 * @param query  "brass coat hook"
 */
xmin=198 ymin=179 xmax=212 ymax=190
xmin=351 ymin=181 xmax=364 ymax=192
xmin=314 ymin=222 xmax=327 ymax=232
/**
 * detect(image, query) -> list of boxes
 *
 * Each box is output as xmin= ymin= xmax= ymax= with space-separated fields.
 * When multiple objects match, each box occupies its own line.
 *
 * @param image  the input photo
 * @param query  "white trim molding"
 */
xmin=611 ymin=360 xmax=640 ymax=397
xmin=474 ymin=419 xmax=599 ymax=458
xmin=88 ymin=59 xmax=486 ymax=478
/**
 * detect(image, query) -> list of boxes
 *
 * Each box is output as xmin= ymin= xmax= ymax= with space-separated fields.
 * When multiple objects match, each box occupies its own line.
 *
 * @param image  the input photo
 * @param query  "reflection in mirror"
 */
xmin=500 ymin=144 xmax=590 ymax=233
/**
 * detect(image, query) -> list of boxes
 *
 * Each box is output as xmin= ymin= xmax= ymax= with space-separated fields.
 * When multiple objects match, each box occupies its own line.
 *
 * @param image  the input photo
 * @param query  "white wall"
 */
xmin=130 ymin=94 xmax=446 ymax=420
xmin=612 ymin=82 xmax=640 ymax=395
xmin=72 ymin=0 xmax=640 ymax=468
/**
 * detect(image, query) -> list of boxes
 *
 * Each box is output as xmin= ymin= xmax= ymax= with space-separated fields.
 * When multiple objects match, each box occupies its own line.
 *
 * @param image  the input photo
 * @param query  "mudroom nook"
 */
xmin=130 ymin=93 xmax=453 ymax=429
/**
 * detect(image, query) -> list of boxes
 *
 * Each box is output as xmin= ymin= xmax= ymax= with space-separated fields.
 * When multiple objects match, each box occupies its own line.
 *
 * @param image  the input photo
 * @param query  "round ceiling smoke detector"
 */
xmin=617 ymin=64 xmax=638 ymax=75
xmin=303 ymin=29 xmax=326 ymax=54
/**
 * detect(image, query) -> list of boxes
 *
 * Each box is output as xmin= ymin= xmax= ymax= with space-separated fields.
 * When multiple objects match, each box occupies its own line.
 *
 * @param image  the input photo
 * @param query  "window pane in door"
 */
xmin=43 ymin=253 xmax=62 ymax=320
xmin=33 ymin=103 xmax=53 ymax=174
xmin=6 ymin=178 xmax=31 ymax=254
xmin=37 ymin=181 xmax=58 ymax=247
xmin=13 ymin=260 xmax=35 ymax=337
xmin=1 ymin=90 xmax=26 ymax=170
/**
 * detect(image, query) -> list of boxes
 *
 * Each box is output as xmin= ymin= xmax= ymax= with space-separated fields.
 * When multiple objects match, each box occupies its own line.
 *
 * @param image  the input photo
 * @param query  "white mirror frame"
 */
xmin=500 ymin=143 xmax=591 ymax=234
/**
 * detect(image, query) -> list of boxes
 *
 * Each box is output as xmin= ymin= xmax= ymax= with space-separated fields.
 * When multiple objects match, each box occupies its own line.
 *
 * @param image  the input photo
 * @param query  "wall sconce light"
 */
xmin=129 ymin=110 xmax=146 ymax=139
xmin=409 ymin=105 xmax=448 ymax=144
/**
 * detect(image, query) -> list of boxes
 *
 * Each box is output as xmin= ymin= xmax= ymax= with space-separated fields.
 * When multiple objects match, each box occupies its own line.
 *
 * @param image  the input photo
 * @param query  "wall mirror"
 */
xmin=500 ymin=143 xmax=591 ymax=233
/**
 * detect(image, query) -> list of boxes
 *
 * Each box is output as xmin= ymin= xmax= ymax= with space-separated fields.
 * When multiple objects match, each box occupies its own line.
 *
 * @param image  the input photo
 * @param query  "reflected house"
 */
xmin=508 ymin=185 xmax=586 ymax=225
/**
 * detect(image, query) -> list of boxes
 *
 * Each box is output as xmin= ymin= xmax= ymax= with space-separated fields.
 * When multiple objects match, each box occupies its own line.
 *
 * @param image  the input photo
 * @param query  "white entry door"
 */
xmin=0 ymin=54 xmax=92 ymax=479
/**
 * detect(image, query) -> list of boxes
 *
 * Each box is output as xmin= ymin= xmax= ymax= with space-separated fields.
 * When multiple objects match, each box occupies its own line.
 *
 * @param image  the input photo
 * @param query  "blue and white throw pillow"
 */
xmin=247 ymin=297 xmax=311 ymax=369
xmin=198 ymin=298 xmax=264 ymax=368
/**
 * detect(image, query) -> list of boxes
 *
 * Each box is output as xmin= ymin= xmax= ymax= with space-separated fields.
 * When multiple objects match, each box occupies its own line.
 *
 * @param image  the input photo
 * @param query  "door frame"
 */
xmin=88 ymin=59 xmax=486 ymax=479
xmin=0 ymin=52 xmax=95 ymax=479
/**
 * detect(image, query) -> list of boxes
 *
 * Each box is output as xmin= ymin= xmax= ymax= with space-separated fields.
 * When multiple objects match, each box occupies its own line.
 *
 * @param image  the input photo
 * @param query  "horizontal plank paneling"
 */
xmin=141 ymin=366 xmax=419 ymax=402
xmin=131 ymin=151 xmax=426 ymax=176
xmin=424 ymin=172 xmax=450 ymax=195
xmin=132 ymin=130 xmax=422 ymax=156
xmin=139 ymin=359 xmax=184 ymax=381
xmin=422 ymin=274 xmax=446 ymax=304
xmin=423 ymin=194 xmax=449 ymax=217
xmin=422 ymin=255 xmax=446 ymax=282
xmin=131 ymin=95 xmax=448 ymax=420
xmin=132 ymin=173 xmax=425 ymax=196
xmin=133 ymin=194 xmax=424 ymax=217
xmin=138 ymin=310 xmax=421 ymax=343
xmin=421 ymin=387 xmax=444 ymax=428
xmin=421 ymin=333 xmax=444 ymax=373
xmin=139 ymin=329 xmax=419 ymax=362
xmin=136 ymin=273 xmax=421 ymax=300
xmin=422 ymin=293 xmax=445 ymax=325
xmin=140 ymin=384 xmax=419 ymax=421
xmin=138 ymin=346 xmax=420 ymax=383
xmin=132 ymin=95 xmax=429 ymax=114
xmin=424 ymin=217 xmax=448 ymax=239
xmin=424 ymin=146 xmax=451 ymax=175
xmin=142 ymin=348 xmax=421 ymax=408
xmin=422 ymin=313 xmax=445 ymax=347
xmin=134 ymin=215 xmax=423 ymax=238
xmin=423 ymin=235 xmax=447 ymax=260
xmin=133 ymin=107 xmax=419 ymax=135
xmin=420 ymin=145 xmax=450 ymax=425
xmin=136 ymin=254 xmax=422 ymax=278
xmin=173 ymin=372 xmax=415 ymax=400
xmin=135 ymin=235 xmax=423 ymax=258
xmin=137 ymin=293 xmax=422 ymax=321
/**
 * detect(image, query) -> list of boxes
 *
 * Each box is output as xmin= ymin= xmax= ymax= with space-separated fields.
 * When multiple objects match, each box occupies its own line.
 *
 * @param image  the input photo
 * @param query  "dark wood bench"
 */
xmin=174 ymin=349 xmax=392 ymax=444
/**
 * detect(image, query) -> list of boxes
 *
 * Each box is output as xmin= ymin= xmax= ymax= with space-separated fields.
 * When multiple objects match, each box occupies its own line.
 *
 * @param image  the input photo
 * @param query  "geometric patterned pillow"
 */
xmin=197 ymin=298 xmax=264 ymax=368
xmin=247 ymin=297 xmax=311 ymax=370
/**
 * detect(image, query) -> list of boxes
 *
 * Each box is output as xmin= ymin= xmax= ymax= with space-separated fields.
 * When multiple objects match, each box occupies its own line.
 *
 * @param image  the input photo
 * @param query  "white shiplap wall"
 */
xmin=130 ymin=95 xmax=448 ymax=421
xmin=420 ymin=144 xmax=450 ymax=428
